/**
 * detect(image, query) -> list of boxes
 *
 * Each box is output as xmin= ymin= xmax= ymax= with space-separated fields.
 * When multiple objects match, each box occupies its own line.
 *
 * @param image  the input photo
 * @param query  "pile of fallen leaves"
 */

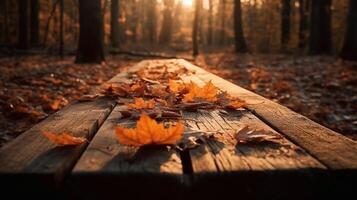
xmin=42 ymin=61 xmax=248 ymax=148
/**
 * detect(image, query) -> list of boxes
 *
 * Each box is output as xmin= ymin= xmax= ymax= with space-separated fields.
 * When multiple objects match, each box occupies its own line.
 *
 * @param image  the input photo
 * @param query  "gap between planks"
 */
xmin=177 ymin=59 xmax=357 ymax=170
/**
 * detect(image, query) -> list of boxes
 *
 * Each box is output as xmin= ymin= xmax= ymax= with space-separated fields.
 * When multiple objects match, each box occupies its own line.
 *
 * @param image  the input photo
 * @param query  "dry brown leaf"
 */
xmin=176 ymin=130 xmax=216 ymax=151
xmin=115 ymin=113 xmax=184 ymax=146
xmin=130 ymin=82 xmax=147 ymax=97
xmin=78 ymin=94 xmax=99 ymax=102
xmin=50 ymin=99 xmax=62 ymax=111
xmin=42 ymin=131 xmax=87 ymax=145
xmin=101 ymin=82 xmax=146 ymax=97
xmin=101 ymin=83 xmax=130 ymax=97
xmin=235 ymin=126 xmax=283 ymax=144
xmin=150 ymin=86 xmax=170 ymax=98
xmin=126 ymin=98 xmax=155 ymax=109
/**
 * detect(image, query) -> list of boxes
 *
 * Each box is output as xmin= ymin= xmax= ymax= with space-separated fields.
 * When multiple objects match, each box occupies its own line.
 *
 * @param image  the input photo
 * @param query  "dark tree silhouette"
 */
xmin=59 ymin=0 xmax=64 ymax=57
xmin=130 ymin=1 xmax=138 ymax=42
xmin=159 ymin=0 xmax=174 ymax=44
xmin=18 ymin=0 xmax=30 ymax=49
xmin=111 ymin=0 xmax=120 ymax=48
xmin=219 ymin=0 xmax=226 ymax=45
xmin=298 ymin=0 xmax=310 ymax=49
xmin=340 ymin=0 xmax=357 ymax=61
xmin=192 ymin=0 xmax=201 ymax=56
xmin=234 ymin=0 xmax=248 ymax=53
xmin=146 ymin=0 xmax=157 ymax=43
xmin=30 ymin=0 xmax=39 ymax=46
xmin=207 ymin=0 xmax=213 ymax=45
xmin=76 ymin=0 xmax=104 ymax=63
xmin=281 ymin=0 xmax=290 ymax=50
xmin=309 ymin=0 xmax=332 ymax=55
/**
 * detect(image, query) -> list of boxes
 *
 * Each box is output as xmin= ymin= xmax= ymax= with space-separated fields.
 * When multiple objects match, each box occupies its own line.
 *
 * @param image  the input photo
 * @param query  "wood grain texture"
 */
xmin=178 ymin=59 xmax=357 ymax=170
xmin=180 ymin=69 xmax=324 ymax=171
xmin=70 ymin=105 xmax=183 ymax=199
xmin=183 ymin=110 xmax=327 ymax=200
xmin=0 ymin=97 xmax=115 ymax=196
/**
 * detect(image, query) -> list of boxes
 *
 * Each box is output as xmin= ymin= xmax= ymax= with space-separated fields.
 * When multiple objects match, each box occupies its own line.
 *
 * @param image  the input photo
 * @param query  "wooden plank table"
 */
xmin=0 ymin=59 xmax=356 ymax=199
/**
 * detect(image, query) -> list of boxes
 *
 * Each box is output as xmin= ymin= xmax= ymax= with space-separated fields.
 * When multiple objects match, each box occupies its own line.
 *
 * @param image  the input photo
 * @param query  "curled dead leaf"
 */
xmin=149 ymin=86 xmax=170 ymax=98
xmin=100 ymin=82 xmax=146 ymax=97
xmin=79 ymin=94 xmax=99 ymax=102
xmin=176 ymin=130 xmax=216 ymax=151
xmin=42 ymin=131 xmax=87 ymax=146
xmin=235 ymin=126 xmax=283 ymax=144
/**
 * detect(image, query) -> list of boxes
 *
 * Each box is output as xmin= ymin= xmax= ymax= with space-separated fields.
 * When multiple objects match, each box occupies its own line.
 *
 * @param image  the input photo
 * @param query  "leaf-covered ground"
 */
xmin=195 ymin=53 xmax=357 ymax=140
xmin=0 ymin=55 xmax=137 ymax=147
xmin=0 ymin=53 xmax=356 ymax=147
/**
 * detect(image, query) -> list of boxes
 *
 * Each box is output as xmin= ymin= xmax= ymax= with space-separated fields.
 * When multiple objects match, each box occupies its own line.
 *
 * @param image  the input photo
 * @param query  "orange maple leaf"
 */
xmin=183 ymin=81 xmax=218 ymax=103
xmin=115 ymin=113 xmax=184 ymax=146
xmin=126 ymin=98 xmax=156 ymax=109
xmin=42 ymin=131 xmax=87 ymax=145
xmin=168 ymin=80 xmax=187 ymax=94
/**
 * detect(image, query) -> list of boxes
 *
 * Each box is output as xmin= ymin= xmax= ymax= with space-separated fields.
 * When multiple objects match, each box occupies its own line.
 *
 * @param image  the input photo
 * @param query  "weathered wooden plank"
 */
xmin=184 ymin=110 xmax=324 ymax=171
xmin=70 ymin=105 xmax=183 ymax=199
xmin=183 ymin=109 xmax=329 ymax=200
xmin=179 ymin=69 xmax=324 ymax=170
xmin=0 ymin=97 xmax=116 ymax=196
xmin=178 ymin=59 xmax=357 ymax=170
xmin=179 ymin=64 xmax=328 ymax=200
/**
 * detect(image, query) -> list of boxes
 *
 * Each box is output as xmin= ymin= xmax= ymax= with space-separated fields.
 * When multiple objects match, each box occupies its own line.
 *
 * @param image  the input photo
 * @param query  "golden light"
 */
xmin=182 ymin=0 xmax=193 ymax=7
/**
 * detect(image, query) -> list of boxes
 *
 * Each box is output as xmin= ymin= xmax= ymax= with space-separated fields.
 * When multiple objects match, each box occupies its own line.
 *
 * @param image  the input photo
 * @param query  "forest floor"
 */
xmin=0 ymin=53 xmax=356 ymax=147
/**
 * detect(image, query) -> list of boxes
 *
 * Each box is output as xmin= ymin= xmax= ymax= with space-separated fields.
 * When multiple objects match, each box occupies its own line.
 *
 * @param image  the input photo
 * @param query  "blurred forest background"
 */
xmin=0 ymin=0 xmax=354 ymax=54
xmin=0 ymin=0 xmax=356 ymax=146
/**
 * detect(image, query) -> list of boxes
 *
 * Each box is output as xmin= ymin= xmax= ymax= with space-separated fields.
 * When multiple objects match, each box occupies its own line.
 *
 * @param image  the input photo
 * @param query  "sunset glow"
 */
xmin=182 ymin=0 xmax=193 ymax=7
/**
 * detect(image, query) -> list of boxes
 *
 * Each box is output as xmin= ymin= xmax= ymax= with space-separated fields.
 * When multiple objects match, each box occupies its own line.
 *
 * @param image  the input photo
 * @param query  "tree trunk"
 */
xmin=192 ymin=0 xmax=201 ymax=56
xmin=4 ymin=0 xmax=9 ymax=44
xmin=172 ymin=0 xmax=182 ymax=33
xmin=59 ymin=0 xmax=64 ymax=57
xmin=234 ymin=0 xmax=248 ymax=53
xmin=340 ymin=0 xmax=357 ymax=61
xmin=298 ymin=0 xmax=309 ymax=49
xmin=131 ymin=0 xmax=138 ymax=42
xmin=219 ymin=0 xmax=226 ymax=45
xmin=281 ymin=0 xmax=290 ymax=50
xmin=111 ymin=0 xmax=120 ymax=48
xmin=308 ymin=0 xmax=332 ymax=55
xmin=43 ymin=0 xmax=60 ymax=47
xmin=18 ymin=0 xmax=30 ymax=49
xmin=30 ymin=0 xmax=39 ymax=46
xmin=147 ymin=0 xmax=157 ymax=43
xmin=207 ymin=0 xmax=213 ymax=45
xmin=76 ymin=0 xmax=105 ymax=63
xmin=159 ymin=0 xmax=174 ymax=44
